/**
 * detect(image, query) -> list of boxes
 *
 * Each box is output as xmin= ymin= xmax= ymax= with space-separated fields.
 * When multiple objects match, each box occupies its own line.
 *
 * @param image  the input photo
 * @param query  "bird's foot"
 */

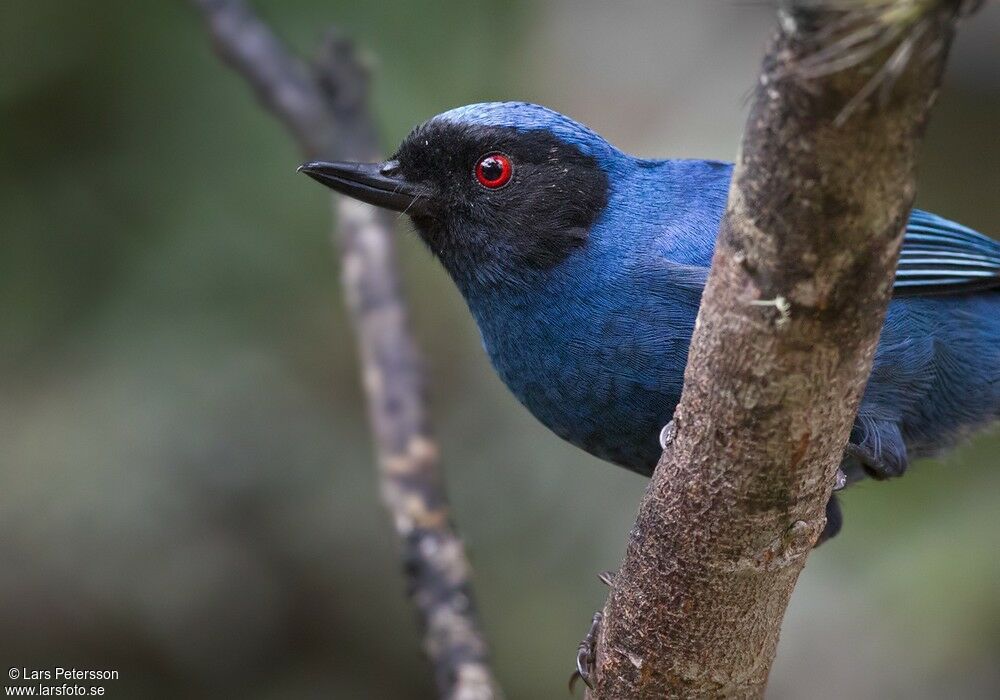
xmin=569 ymin=611 xmax=603 ymax=693
xmin=659 ymin=420 xmax=676 ymax=450
xmin=845 ymin=441 xmax=906 ymax=481
xmin=834 ymin=467 xmax=847 ymax=492
xmin=568 ymin=572 xmax=615 ymax=693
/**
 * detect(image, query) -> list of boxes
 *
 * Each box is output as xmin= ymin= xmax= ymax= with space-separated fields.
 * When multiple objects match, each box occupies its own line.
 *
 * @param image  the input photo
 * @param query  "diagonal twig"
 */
xmin=189 ymin=1 xmax=500 ymax=697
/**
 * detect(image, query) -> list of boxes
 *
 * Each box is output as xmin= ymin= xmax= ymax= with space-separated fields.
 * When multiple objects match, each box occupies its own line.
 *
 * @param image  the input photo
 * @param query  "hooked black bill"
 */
xmin=297 ymin=160 xmax=433 ymax=215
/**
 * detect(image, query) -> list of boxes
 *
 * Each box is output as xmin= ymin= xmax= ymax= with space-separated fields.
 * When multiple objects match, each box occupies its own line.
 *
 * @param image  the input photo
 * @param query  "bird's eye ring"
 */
xmin=475 ymin=153 xmax=513 ymax=189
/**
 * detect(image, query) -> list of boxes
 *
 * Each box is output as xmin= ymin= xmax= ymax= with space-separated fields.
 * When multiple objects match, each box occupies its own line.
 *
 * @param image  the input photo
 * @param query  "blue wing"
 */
xmin=894 ymin=210 xmax=1000 ymax=296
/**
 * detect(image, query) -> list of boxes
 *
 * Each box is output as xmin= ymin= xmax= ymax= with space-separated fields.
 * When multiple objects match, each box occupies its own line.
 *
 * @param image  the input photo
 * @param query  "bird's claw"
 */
xmin=845 ymin=441 xmax=907 ymax=481
xmin=567 ymin=571 xmax=614 ymax=692
xmin=569 ymin=611 xmax=603 ymax=693
xmin=834 ymin=468 xmax=847 ymax=491
xmin=659 ymin=420 xmax=676 ymax=450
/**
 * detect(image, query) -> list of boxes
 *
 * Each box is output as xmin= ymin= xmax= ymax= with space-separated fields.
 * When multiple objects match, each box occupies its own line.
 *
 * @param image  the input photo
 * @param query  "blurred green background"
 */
xmin=2 ymin=1 xmax=998 ymax=698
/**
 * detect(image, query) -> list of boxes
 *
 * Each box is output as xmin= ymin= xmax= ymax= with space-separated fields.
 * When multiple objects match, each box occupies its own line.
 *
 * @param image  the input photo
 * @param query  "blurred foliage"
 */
xmin=1 ymin=1 xmax=998 ymax=698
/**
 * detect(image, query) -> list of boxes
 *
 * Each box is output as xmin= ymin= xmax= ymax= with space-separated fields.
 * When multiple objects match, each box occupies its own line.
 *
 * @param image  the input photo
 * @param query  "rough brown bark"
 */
xmin=590 ymin=3 xmax=968 ymax=698
xmin=190 ymin=2 xmax=500 ymax=698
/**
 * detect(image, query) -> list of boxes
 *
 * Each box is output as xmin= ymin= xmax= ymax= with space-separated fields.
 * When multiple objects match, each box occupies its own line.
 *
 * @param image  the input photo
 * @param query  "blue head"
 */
xmin=300 ymin=102 xmax=634 ymax=297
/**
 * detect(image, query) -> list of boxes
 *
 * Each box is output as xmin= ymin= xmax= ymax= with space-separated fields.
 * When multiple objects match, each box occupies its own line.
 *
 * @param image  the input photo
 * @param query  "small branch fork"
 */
xmin=190 ymin=1 xmax=499 ymax=697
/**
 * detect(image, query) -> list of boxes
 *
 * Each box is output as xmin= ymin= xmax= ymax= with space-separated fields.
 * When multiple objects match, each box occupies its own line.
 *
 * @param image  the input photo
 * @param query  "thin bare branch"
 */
xmin=189 ymin=1 xmax=500 ymax=697
xmin=190 ymin=0 xmax=331 ymax=153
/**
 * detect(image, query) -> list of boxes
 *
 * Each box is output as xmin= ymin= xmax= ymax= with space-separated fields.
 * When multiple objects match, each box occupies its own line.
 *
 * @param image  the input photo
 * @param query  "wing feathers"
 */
xmin=894 ymin=210 xmax=1000 ymax=296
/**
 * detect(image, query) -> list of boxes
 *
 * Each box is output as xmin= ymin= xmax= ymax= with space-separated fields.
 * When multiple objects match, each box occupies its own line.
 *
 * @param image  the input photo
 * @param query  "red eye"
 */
xmin=475 ymin=153 xmax=513 ymax=189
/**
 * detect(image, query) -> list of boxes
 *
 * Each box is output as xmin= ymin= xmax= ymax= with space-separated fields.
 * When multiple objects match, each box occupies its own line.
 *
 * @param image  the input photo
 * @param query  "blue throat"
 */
xmin=460 ymin=156 xmax=728 ymax=471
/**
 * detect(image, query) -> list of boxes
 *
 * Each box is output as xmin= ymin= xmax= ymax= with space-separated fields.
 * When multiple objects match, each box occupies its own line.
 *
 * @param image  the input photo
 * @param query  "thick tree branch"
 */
xmin=190 ymin=2 xmax=499 ymax=697
xmin=590 ymin=2 xmax=970 ymax=697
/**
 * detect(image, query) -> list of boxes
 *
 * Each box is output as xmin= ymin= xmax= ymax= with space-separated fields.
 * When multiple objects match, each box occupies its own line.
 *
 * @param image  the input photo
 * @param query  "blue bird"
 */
xmin=300 ymin=102 xmax=1000 ymax=542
